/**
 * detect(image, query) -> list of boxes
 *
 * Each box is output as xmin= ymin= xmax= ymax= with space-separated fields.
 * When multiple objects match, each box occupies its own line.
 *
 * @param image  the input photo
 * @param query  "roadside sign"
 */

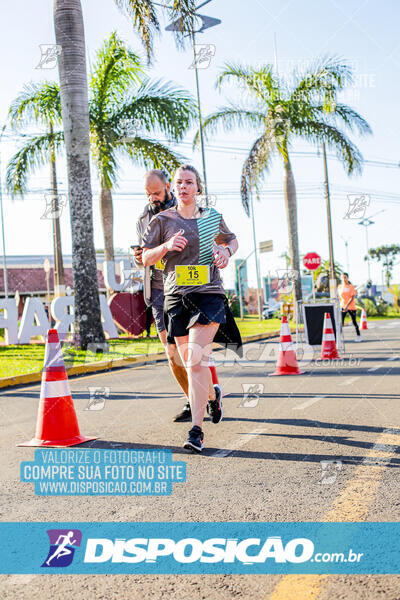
xmin=43 ymin=258 xmax=51 ymax=273
xmin=259 ymin=240 xmax=273 ymax=253
xmin=303 ymin=252 xmax=321 ymax=271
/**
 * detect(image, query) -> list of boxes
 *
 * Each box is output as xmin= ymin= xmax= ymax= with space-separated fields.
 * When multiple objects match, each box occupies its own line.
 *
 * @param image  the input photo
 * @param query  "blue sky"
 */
xmin=1 ymin=0 xmax=399 ymax=289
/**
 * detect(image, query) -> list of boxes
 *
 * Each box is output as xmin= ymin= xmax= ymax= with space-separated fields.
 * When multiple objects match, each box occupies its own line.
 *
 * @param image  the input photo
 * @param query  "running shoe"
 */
xmin=207 ymin=384 xmax=223 ymax=424
xmin=184 ymin=426 xmax=204 ymax=453
xmin=354 ymin=336 xmax=362 ymax=342
xmin=173 ymin=402 xmax=192 ymax=422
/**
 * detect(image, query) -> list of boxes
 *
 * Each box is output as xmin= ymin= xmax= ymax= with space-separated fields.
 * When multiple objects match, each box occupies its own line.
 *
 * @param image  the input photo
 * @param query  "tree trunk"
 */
xmin=100 ymin=184 xmax=115 ymax=263
xmin=49 ymin=122 xmax=65 ymax=296
xmin=54 ymin=0 xmax=105 ymax=349
xmin=283 ymin=155 xmax=302 ymax=303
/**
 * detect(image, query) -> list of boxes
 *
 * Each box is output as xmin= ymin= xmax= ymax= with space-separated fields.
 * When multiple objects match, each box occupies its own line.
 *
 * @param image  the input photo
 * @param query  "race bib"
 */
xmin=175 ymin=265 xmax=209 ymax=286
xmin=155 ymin=259 xmax=165 ymax=271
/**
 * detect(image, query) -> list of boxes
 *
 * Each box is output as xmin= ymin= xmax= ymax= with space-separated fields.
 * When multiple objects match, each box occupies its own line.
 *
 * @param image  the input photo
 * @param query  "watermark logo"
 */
xmin=276 ymin=269 xmax=299 ymax=291
xmin=318 ymin=460 xmax=342 ymax=485
xmin=197 ymin=194 xmax=217 ymax=209
xmin=41 ymin=194 xmax=67 ymax=220
xmin=189 ymin=44 xmax=216 ymax=70
xmin=118 ymin=117 xmax=141 ymax=140
xmin=36 ymin=45 xmax=62 ymax=70
xmin=239 ymin=383 xmax=264 ymax=407
xmin=120 ymin=267 xmax=138 ymax=292
xmin=42 ymin=529 xmax=82 ymax=567
xmin=344 ymin=194 xmax=370 ymax=219
xmin=197 ymin=194 xmax=217 ymax=218
xmin=85 ymin=387 xmax=110 ymax=411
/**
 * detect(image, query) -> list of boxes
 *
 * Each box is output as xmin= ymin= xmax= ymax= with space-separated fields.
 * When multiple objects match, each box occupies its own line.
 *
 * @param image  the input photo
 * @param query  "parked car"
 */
xmin=263 ymin=300 xmax=280 ymax=319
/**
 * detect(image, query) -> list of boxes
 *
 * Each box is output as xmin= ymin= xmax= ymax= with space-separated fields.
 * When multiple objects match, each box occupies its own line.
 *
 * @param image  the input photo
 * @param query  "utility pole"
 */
xmin=236 ymin=249 xmax=255 ymax=320
xmin=0 ymin=125 xmax=8 ymax=298
xmin=49 ymin=122 xmax=65 ymax=296
xmin=341 ymin=236 xmax=350 ymax=273
xmin=250 ymin=191 xmax=263 ymax=320
xmin=322 ymin=143 xmax=337 ymax=299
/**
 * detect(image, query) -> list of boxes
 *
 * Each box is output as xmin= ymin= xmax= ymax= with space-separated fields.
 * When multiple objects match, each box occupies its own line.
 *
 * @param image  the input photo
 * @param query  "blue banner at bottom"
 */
xmin=0 ymin=522 xmax=398 ymax=574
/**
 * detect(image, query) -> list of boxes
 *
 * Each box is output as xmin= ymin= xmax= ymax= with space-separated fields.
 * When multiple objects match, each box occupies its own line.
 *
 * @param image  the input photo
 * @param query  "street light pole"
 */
xmin=190 ymin=28 xmax=208 ymax=201
xmin=166 ymin=1 xmax=220 ymax=206
xmin=358 ymin=217 xmax=374 ymax=294
xmin=322 ymin=143 xmax=337 ymax=299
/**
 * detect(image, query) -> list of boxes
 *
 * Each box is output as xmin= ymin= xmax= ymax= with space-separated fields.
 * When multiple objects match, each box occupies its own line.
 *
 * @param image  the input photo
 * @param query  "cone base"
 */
xmin=320 ymin=353 xmax=341 ymax=360
xmin=18 ymin=435 xmax=97 ymax=448
xmin=269 ymin=370 xmax=304 ymax=376
xmin=361 ymin=326 xmax=368 ymax=330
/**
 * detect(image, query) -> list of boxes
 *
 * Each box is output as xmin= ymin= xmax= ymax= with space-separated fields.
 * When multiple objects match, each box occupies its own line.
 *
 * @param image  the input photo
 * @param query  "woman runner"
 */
xmin=338 ymin=272 xmax=361 ymax=341
xmin=142 ymin=165 xmax=240 ymax=452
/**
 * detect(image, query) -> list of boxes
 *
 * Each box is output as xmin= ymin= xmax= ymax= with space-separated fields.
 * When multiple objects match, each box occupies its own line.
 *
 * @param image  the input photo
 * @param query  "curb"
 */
xmin=0 ymin=327 xmax=297 ymax=390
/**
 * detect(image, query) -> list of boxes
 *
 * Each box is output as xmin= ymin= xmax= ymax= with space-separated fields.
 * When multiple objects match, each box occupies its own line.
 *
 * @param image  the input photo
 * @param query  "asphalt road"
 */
xmin=1 ymin=320 xmax=400 ymax=599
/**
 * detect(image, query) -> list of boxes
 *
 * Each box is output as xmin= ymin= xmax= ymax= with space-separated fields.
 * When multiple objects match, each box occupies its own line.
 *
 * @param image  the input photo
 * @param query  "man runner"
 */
xmin=133 ymin=170 xmax=191 ymax=421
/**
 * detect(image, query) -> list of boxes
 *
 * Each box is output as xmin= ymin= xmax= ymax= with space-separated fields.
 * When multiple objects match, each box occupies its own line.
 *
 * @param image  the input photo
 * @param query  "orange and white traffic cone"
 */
xmin=269 ymin=315 xmax=303 ymax=376
xmin=360 ymin=308 xmax=368 ymax=330
xmin=18 ymin=329 xmax=97 ymax=447
xmin=209 ymin=352 xmax=222 ymax=397
xmin=320 ymin=312 xmax=340 ymax=360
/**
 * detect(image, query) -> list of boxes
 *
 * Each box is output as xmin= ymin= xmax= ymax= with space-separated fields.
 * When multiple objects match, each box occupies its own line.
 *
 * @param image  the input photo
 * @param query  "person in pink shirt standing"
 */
xmin=338 ymin=272 xmax=361 ymax=341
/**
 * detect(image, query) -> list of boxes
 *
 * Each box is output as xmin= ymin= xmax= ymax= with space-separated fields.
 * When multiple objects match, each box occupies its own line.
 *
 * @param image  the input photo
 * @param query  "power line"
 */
xmin=3 ymin=129 xmax=400 ymax=169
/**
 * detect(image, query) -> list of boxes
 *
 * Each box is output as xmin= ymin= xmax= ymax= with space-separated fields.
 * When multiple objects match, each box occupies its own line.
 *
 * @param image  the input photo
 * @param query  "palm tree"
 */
xmin=53 ymin=0 xmax=196 ymax=347
xmin=54 ymin=0 xmax=104 ymax=349
xmin=195 ymin=57 xmax=372 ymax=302
xmin=7 ymin=33 xmax=194 ymax=275
xmin=89 ymin=32 xmax=194 ymax=264
xmin=7 ymin=82 xmax=66 ymax=296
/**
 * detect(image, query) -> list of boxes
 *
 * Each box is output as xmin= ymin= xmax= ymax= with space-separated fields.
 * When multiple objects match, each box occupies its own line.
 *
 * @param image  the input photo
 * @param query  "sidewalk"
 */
xmin=0 ymin=327 xmax=297 ymax=389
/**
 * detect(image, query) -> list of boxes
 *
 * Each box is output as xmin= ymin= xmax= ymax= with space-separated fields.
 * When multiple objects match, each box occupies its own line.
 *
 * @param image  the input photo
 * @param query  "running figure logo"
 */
xmin=42 ymin=529 xmax=82 ymax=567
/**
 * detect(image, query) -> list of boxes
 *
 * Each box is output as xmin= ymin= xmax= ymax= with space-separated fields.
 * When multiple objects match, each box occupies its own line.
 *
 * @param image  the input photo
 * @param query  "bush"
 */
xmin=375 ymin=298 xmax=389 ymax=316
xmin=226 ymin=291 xmax=240 ymax=317
xmin=362 ymin=298 xmax=378 ymax=317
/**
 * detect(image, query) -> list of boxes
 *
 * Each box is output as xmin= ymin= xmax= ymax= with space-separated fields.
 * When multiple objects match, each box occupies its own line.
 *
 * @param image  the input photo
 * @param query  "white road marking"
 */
xmin=387 ymin=355 xmax=400 ymax=361
xmin=293 ymin=396 xmax=326 ymax=410
xmin=211 ymin=426 xmax=265 ymax=458
xmin=339 ymin=376 xmax=360 ymax=386
xmin=367 ymin=365 xmax=382 ymax=372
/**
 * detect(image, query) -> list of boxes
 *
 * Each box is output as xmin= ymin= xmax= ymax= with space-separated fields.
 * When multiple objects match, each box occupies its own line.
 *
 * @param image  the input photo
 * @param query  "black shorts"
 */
xmin=164 ymin=292 xmax=226 ymax=343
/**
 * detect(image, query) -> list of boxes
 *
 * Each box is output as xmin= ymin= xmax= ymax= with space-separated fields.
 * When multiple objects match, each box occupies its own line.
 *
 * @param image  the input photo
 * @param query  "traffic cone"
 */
xmin=360 ymin=308 xmax=368 ymax=330
xmin=269 ymin=315 xmax=303 ymax=376
xmin=320 ymin=312 xmax=340 ymax=360
xmin=209 ymin=352 xmax=223 ymax=396
xmin=18 ymin=329 xmax=97 ymax=447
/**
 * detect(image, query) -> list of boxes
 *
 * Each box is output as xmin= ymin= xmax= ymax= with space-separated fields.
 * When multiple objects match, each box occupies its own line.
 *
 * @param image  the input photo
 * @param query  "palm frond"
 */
xmin=91 ymin=131 xmax=119 ymax=190
xmin=216 ymin=63 xmax=280 ymax=105
xmin=90 ymin=31 xmax=143 ymax=115
xmin=114 ymin=0 xmax=159 ymax=64
xmin=241 ymin=133 xmax=275 ymax=216
xmin=119 ymin=135 xmax=185 ymax=172
xmin=291 ymin=55 xmax=353 ymax=108
xmin=293 ymin=120 xmax=363 ymax=175
xmin=108 ymin=78 xmax=195 ymax=141
xmin=8 ymin=82 xmax=62 ymax=128
xmin=167 ymin=0 xmax=197 ymax=47
xmin=193 ymin=106 xmax=265 ymax=148
xmin=319 ymin=103 xmax=372 ymax=136
xmin=6 ymin=131 xmax=64 ymax=196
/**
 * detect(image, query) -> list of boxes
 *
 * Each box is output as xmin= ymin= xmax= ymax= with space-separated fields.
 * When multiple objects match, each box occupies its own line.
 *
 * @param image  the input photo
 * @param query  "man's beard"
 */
xmin=150 ymin=189 xmax=169 ymax=214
